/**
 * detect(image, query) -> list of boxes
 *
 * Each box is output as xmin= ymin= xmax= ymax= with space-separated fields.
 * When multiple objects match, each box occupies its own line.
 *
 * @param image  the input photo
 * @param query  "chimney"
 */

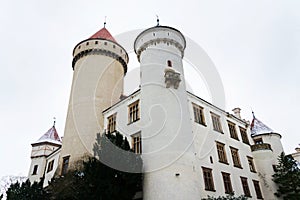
xmin=232 ymin=108 xmax=241 ymax=119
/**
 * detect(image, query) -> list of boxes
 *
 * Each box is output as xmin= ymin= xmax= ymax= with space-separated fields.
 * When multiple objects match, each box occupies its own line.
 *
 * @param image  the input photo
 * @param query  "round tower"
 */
xmin=134 ymin=25 xmax=201 ymax=200
xmin=59 ymin=26 xmax=128 ymax=171
xmin=250 ymin=114 xmax=284 ymax=200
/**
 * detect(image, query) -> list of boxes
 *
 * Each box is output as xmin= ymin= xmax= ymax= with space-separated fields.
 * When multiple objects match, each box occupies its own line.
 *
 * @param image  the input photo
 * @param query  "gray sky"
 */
xmin=0 ymin=0 xmax=299 ymax=177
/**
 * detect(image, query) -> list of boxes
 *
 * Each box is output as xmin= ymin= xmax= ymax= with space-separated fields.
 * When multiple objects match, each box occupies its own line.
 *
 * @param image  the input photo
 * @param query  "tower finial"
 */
xmin=53 ymin=117 xmax=56 ymax=127
xmin=252 ymin=110 xmax=255 ymax=119
xmin=156 ymin=15 xmax=159 ymax=26
xmin=104 ymin=16 xmax=107 ymax=28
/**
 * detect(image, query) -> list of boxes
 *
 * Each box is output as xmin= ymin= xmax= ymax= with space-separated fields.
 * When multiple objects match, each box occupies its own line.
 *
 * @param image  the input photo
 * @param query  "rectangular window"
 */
xmin=61 ymin=156 xmax=70 ymax=175
xmin=107 ymin=113 xmax=117 ymax=134
xmin=47 ymin=160 xmax=54 ymax=173
xmin=216 ymin=142 xmax=228 ymax=164
xmin=32 ymin=165 xmax=38 ymax=175
xmin=222 ymin=172 xmax=233 ymax=194
xmin=240 ymin=127 xmax=249 ymax=145
xmin=132 ymin=133 xmax=142 ymax=154
xmin=247 ymin=156 xmax=256 ymax=172
xmin=202 ymin=167 xmax=215 ymax=191
xmin=253 ymin=180 xmax=263 ymax=199
xmin=128 ymin=100 xmax=140 ymax=124
xmin=240 ymin=177 xmax=251 ymax=197
xmin=228 ymin=121 xmax=238 ymax=140
xmin=211 ymin=113 xmax=223 ymax=133
xmin=230 ymin=147 xmax=242 ymax=168
xmin=192 ymin=103 xmax=205 ymax=125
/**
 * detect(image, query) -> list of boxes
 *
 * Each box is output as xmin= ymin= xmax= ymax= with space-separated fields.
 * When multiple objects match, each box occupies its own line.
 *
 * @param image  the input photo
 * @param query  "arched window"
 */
xmin=167 ymin=60 xmax=172 ymax=67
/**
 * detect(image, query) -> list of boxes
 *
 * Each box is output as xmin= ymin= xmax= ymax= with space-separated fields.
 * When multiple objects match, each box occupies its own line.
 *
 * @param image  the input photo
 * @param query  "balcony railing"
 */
xmin=251 ymin=143 xmax=272 ymax=152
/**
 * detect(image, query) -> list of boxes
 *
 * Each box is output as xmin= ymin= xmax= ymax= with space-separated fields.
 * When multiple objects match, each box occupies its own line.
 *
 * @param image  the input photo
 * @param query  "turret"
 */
xmin=28 ymin=124 xmax=61 ymax=186
xmin=134 ymin=25 xmax=201 ymax=200
xmin=59 ymin=25 xmax=129 ymax=173
xmin=250 ymin=113 xmax=283 ymax=200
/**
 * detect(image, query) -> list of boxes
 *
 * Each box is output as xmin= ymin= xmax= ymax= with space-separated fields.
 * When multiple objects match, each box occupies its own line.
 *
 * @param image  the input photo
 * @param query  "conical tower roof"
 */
xmin=89 ymin=27 xmax=117 ymax=43
xmin=32 ymin=125 xmax=62 ymax=145
xmin=250 ymin=113 xmax=274 ymax=136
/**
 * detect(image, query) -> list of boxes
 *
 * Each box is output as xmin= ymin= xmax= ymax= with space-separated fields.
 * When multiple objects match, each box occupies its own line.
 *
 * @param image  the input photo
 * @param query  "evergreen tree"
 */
xmin=273 ymin=152 xmax=300 ymax=199
xmin=6 ymin=179 xmax=49 ymax=200
xmin=47 ymin=131 xmax=143 ymax=200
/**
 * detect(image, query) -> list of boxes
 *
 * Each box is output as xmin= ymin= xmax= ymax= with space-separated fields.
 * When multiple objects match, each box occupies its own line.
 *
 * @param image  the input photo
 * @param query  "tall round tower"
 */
xmin=59 ymin=26 xmax=128 ymax=172
xmin=134 ymin=25 xmax=201 ymax=200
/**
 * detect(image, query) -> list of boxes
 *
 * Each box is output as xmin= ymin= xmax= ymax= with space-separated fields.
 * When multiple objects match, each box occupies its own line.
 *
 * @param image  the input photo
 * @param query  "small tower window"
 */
xmin=95 ymin=41 xmax=98 ymax=44
xmin=78 ymin=45 xmax=81 ymax=49
xmin=86 ymin=42 xmax=89 ymax=46
xmin=113 ymin=45 xmax=116 ymax=48
xmin=153 ymin=33 xmax=156 ymax=36
xmin=167 ymin=60 xmax=172 ymax=67
xmin=32 ymin=165 xmax=38 ymax=175
xmin=104 ymin=42 xmax=107 ymax=45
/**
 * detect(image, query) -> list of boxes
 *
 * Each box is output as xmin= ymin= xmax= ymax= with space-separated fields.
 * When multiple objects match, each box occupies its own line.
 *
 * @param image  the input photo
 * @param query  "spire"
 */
xmin=156 ymin=15 xmax=160 ymax=26
xmin=250 ymin=113 xmax=274 ymax=136
xmin=104 ymin=16 xmax=107 ymax=28
xmin=53 ymin=117 xmax=56 ymax=127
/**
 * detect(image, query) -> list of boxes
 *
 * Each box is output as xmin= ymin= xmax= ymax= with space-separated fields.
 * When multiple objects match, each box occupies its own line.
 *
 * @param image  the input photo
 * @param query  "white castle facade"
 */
xmin=28 ymin=23 xmax=295 ymax=200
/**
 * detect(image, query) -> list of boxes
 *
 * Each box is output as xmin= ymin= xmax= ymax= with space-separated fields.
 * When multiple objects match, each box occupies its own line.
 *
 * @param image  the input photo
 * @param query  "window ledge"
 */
xmin=219 ymin=161 xmax=229 ymax=165
xmin=127 ymin=118 xmax=140 ymax=125
xmin=204 ymin=189 xmax=216 ymax=192
xmin=233 ymin=165 xmax=243 ymax=169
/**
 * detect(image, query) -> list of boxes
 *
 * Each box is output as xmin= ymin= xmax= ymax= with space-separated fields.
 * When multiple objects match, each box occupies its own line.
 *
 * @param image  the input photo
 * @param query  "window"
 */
xmin=128 ymin=100 xmax=140 ymax=123
xmin=228 ymin=122 xmax=238 ymax=140
xmin=247 ymin=156 xmax=256 ymax=172
xmin=113 ymin=45 xmax=116 ymax=48
xmin=193 ymin=103 xmax=205 ymax=125
xmin=211 ymin=113 xmax=222 ymax=133
xmin=202 ymin=167 xmax=215 ymax=191
xmin=230 ymin=147 xmax=242 ymax=168
xmin=222 ymin=172 xmax=233 ymax=194
xmin=95 ymin=41 xmax=98 ymax=44
xmin=107 ymin=113 xmax=116 ymax=134
xmin=240 ymin=177 xmax=251 ymax=197
xmin=47 ymin=160 xmax=54 ymax=173
xmin=86 ymin=42 xmax=89 ymax=46
xmin=216 ymin=142 xmax=228 ymax=164
xmin=167 ymin=60 xmax=172 ymax=67
xmin=254 ymin=138 xmax=263 ymax=144
xmin=240 ymin=127 xmax=249 ymax=144
xmin=132 ymin=133 xmax=142 ymax=154
xmin=61 ymin=156 xmax=70 ymax=175
xmin=32 ymin=165 xmax=38 ymax=175
xmin=253 ymin=180 xmax=263 ymax=199
xmin=104 ymin=42 xmax=107 ymax=45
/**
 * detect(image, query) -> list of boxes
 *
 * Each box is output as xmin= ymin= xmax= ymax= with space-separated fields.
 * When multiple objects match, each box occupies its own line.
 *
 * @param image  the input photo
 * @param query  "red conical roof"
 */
xmin=89 ymin=27 xmax=117 ymax=43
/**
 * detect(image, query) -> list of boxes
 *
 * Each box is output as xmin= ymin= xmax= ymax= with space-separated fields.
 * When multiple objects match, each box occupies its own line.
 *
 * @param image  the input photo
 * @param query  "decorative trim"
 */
xmin=136 ymin=38 xmax=184 ymax=61
xmin=72 ymin=48 xmax=127 ymax=74
xmin=164 ymin=68 xmax=181 ymax=89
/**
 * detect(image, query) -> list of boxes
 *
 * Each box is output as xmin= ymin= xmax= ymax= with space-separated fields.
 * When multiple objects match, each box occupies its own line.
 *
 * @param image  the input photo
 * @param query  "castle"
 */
xmin=28 ymin=22 xmax=290 ymax=199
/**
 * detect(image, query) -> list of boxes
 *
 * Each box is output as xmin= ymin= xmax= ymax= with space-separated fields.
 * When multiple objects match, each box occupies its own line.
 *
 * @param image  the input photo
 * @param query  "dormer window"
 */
xmin=167 ymin=60 xmax=172 ymax=67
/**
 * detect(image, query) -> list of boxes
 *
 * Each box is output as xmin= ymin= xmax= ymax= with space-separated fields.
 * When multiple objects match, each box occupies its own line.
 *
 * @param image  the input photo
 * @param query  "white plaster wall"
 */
xmin=188 ymin=94 xmax=261 ymax=199
xmin=28 ymin=157 xmax=47 ymax=184
xmin=43 ymin=149 xmax=61 ymax=187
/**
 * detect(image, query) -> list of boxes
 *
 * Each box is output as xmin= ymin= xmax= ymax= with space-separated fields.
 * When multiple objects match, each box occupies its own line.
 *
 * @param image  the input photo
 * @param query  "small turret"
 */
xmin=250 ymin=113 xmax=283 ymax=200
xmin=28 ymin=124 xmax=61 ymax=186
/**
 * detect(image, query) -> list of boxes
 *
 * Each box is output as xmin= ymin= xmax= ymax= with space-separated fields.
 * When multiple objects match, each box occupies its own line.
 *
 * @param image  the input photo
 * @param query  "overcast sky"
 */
xmin=0 ymin=0 xmax=299 ymax=177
